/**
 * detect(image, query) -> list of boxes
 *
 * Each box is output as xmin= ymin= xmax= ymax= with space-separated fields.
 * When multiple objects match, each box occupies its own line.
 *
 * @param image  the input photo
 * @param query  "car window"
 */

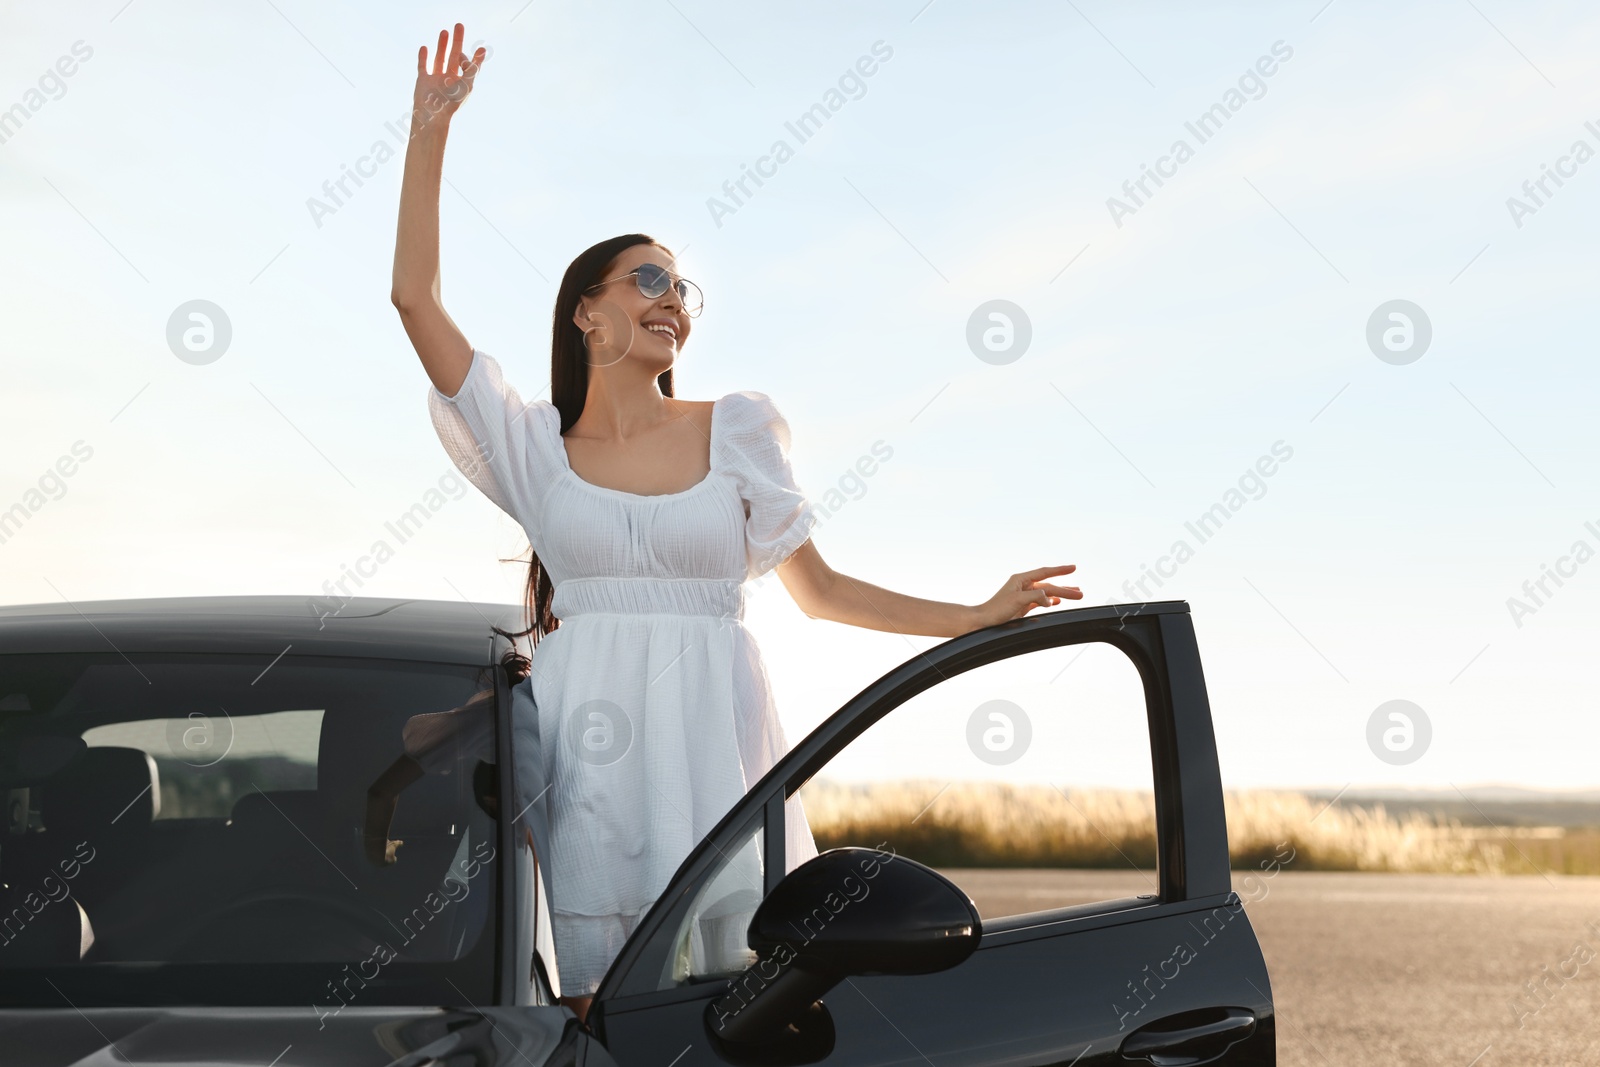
xmin=651 ymin=638 xmax=1159 ymax=992
xmin=793 ymin=639 xmax=1159 ymax=922
xmin=80 ymin=710 xmax=322 ymax=819
xmin=0 ymin=652 xmax=500 ymax=1009
xmin=661 ymin=814 xmax=765 ymax=986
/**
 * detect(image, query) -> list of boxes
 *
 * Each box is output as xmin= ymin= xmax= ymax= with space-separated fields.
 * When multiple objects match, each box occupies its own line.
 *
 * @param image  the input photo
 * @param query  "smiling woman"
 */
xmin=389 ymin=22 xmax=1083 ymax=1024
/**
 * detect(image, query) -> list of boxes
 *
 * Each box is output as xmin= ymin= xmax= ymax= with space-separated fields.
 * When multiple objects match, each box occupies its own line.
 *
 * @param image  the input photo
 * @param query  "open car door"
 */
xmin=581 ymin=601 xmax=1276 ymax=1066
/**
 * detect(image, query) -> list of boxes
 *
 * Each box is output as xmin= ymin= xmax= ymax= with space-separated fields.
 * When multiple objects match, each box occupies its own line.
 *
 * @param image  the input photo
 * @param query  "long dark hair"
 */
xmin=490 ymin=233 xmax=676 ymax=649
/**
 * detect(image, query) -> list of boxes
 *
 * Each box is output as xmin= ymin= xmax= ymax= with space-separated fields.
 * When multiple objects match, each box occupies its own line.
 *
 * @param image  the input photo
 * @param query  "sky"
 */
xmin=2 ymin=1 xmax=1598 ymax=794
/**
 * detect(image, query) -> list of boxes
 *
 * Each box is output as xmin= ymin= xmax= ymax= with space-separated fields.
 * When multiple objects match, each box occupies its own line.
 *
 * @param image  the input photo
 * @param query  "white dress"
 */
xmin=428 ymin=348 xmax=821 ymax=996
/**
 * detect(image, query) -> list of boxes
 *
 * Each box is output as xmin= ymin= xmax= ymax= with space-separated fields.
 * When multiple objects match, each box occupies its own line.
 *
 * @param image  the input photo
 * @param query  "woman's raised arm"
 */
xmin=391 ymin=23 xmax=487 ymax=398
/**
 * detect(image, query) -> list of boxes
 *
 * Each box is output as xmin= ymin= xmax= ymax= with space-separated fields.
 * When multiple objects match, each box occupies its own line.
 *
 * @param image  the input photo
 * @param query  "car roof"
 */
xmin=0 ymin=596 xmax=524 ymax=666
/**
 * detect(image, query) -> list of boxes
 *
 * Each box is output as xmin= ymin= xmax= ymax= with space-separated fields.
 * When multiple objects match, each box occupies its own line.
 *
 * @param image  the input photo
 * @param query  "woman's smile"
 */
xmin=642 ymin=318 xmax=680 ymax=345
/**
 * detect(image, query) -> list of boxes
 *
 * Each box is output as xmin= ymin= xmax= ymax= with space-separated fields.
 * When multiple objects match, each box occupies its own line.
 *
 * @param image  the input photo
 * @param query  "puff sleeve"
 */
xmin=716 ymin=390 xmax=820 ymax=582
xmin=427 ymin=349 xmax=554 ymax=542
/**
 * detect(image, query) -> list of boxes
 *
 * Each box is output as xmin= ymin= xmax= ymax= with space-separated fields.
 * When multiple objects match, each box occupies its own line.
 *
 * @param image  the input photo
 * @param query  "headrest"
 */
xmin=0 ymin=733 xmax=86 ymax=788
xmin=37 ymin=746 xmax=160 ymax=836
xmin=0 ymin=891 xmax=94 ymax=964
xmin=317 ymin=709 xmax=410 ymax=798
xmin=228 ymin=789 xmax=327 ymax=834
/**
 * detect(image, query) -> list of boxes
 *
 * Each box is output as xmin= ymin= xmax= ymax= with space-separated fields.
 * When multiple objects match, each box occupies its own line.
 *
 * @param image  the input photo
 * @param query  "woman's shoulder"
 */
xmin=715 ymin=389 xmax=788 ymax=430
xmin=713 ymin=390 xmax=798 ymax=470
xmin=717 ymin=388 xmax=776 ymax=405
xmin=493 ymin=392 xmax=557 ymax=442
xmin=522 ymin=399 xmax=563 ymax=455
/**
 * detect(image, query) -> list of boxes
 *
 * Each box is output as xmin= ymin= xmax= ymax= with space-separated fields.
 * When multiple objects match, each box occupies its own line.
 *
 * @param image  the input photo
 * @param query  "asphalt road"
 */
xmin=944 ymin=869 xmax=1600 ymax=1065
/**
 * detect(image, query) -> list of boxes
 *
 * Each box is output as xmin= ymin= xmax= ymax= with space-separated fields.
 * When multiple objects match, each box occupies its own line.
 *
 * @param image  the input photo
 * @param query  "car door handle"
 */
xmin=1119 ymin=1007 xmax=1257 ymax=1065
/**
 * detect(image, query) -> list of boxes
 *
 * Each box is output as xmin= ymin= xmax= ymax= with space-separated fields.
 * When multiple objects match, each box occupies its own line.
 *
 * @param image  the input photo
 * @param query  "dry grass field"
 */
xmin=801 ymin=778 xmax=1600 ymax=875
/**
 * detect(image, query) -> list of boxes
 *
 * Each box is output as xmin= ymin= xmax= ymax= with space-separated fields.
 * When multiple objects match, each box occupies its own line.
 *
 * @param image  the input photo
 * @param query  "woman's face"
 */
xmin=572 ymin=243 xmax=693 ymax=371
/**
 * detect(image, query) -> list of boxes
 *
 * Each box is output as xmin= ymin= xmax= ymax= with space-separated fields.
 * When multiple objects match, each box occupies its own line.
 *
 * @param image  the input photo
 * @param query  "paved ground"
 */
xmin=945 ymin=869 xmax=1600 ymax=1065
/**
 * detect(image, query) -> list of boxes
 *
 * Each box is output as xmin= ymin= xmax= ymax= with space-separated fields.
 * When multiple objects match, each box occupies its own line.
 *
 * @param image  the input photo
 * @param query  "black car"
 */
xmin=0 ymin=595 xmax=1274 ymax=1065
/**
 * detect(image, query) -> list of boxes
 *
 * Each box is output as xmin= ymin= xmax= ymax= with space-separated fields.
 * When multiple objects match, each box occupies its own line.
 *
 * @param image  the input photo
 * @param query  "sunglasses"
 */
xmin=584 ymin=262 xmax=704 ymax=318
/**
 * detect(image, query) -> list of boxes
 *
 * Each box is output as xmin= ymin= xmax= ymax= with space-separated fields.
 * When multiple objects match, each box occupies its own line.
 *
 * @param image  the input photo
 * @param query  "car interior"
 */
xmin=0 ymin=655 xmax=501 ymax=973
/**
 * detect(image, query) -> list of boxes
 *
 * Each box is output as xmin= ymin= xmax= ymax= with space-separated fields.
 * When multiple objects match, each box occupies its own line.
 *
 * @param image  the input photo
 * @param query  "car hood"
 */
xmin=0 ymin=1004 xmax=595 ymax=1066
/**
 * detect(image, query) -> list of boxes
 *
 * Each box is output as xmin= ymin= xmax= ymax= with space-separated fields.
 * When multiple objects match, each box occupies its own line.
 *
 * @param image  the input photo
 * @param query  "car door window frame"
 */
xmin=588 ymin=602 xmax=1237 ymax=1020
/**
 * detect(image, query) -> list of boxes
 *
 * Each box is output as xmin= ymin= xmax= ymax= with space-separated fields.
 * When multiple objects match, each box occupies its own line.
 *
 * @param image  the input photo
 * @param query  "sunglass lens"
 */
xmin=635 ymin=263 xmax=670 ymax=298
xmin=633 ymin=263 xmax=703 ymax=314
xmin=678 ymin=279 xmax=704 ymax=315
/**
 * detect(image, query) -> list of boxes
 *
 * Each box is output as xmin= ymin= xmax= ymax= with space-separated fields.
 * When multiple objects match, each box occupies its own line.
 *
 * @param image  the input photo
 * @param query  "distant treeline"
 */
xmin=801 ymin=779 xmax=1600 ymax=876
xmin=152 ymin=755 xmax=316 ymax=820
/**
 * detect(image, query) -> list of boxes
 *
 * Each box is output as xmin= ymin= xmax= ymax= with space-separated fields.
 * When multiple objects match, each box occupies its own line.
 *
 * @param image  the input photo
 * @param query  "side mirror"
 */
xmin=704 ymin=846 xmax=981 ymax=1063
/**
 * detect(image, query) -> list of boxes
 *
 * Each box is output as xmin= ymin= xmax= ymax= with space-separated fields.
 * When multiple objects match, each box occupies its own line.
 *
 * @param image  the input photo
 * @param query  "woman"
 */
xmin=390 ymin=23 xmax=1082 ymax=1023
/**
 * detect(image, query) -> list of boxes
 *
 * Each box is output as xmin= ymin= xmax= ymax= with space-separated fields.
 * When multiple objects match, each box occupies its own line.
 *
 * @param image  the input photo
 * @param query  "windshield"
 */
xmin=0 ymin=652 xmax=500 ymax=1009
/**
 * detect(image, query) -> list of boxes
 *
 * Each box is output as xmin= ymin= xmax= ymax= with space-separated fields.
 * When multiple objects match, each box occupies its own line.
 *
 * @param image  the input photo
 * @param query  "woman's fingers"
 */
xmin=414 ymin=26 xmax=486 ymax=111
xmin=1019 ymin=564 xmax=1076 ymax=583
xmin=979 ymin=566 xmax=1085 ymax=623
xmin=456 ymin=47 xmax=485 ymax=85
xmin=1016 ymin=580 xmax=1082 ymax=613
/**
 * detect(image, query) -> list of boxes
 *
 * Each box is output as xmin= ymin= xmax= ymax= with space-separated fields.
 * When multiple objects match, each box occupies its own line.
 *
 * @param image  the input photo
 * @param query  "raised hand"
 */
xmin=413 ymin=22 xmax=487 ymax=127
xmin=970 ymin=564 xmax=1082 ymax=628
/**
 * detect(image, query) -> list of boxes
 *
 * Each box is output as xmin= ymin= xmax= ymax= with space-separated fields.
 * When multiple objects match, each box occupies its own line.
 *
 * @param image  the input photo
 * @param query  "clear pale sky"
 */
xmin=3 ymin=1 xmax=1597 ymax=793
